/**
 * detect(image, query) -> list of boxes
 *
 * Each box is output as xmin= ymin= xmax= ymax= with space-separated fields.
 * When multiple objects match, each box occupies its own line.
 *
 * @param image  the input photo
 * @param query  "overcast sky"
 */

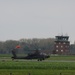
xmin=0 ymin=0 xmax=75 ymax=43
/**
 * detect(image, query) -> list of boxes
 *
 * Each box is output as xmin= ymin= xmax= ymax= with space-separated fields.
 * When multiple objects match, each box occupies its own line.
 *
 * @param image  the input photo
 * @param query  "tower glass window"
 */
xmin=54 ymin=35 xmax=70 ymax=54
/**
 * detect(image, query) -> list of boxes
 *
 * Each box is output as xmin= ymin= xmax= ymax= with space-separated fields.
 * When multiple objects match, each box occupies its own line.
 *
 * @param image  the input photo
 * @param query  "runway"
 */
xmin=9 ymin=59 xmax=75 ymax=62
xmin=0 ymin=57 xmax=75 ymax=62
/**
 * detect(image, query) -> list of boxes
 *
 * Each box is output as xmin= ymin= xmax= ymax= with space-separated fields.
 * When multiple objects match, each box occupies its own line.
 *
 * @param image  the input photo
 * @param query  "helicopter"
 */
xmin=11 ymin=45 xmax=50 ymax=61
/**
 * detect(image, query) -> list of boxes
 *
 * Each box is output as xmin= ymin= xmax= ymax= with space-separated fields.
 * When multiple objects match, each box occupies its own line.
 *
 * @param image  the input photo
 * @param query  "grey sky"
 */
xmin=0 ymin=0 xmax=75 ymax=43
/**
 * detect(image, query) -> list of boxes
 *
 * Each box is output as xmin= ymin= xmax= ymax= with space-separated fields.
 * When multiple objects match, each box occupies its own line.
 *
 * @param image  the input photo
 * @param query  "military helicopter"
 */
xmin=11 ymin=45 xmax=50 ymax=61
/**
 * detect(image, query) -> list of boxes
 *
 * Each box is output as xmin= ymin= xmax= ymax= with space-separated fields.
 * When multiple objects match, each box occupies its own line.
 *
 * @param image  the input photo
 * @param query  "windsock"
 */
xmin=15 ymin=45 xmax=21 ymax=49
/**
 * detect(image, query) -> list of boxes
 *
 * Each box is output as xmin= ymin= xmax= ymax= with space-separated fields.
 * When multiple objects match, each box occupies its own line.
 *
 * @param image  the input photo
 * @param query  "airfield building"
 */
xmin=54 ymin=35 xmax=70 ymax=55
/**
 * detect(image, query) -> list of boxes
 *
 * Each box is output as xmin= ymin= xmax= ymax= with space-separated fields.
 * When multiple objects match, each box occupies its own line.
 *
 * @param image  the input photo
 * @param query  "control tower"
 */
xmin=54 ymin=35 xmax=70 ymax=55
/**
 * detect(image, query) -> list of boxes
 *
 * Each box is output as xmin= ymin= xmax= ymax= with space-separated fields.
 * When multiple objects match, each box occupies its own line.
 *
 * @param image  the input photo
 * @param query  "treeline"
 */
xmin=0 ymin=38 xmax=55 ymax=54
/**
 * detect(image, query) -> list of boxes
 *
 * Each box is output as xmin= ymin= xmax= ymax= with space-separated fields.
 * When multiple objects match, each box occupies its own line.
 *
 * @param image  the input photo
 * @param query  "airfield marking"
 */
xmin=0 ymin=58 xmax=75 ymax=62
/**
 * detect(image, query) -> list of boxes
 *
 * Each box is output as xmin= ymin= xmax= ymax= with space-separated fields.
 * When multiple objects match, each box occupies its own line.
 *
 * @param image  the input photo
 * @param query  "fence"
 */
xmin=9 ymin=72 xmax=74 ymax=75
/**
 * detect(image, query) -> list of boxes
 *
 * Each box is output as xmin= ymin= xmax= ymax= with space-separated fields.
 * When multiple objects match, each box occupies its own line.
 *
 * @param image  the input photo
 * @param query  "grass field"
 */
xmin=0 ymin=61 xmax=75 ymax=75
xmin=0 ymin=69 xmax=75 ymax=75
xmin=0 ymin=55 xmax=75 ymax=75
xmin=49 ymin=55 xmax=75 ymax=61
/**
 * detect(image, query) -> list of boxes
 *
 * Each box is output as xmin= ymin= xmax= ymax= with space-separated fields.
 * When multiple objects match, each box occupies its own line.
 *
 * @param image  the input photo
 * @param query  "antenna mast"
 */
xmin=61 ymin=25 xmax=63 ymax=36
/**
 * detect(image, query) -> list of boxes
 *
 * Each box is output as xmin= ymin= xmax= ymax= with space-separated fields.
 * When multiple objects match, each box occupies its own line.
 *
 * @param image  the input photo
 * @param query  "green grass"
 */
xmin=0 ymin=61 xmax=75 ymax=70
xmin=0 ymin=55 xmax=75 ymax=70
xmin=0 ymin=55 xmax=75 ymax=75
xmin=0 ymin=69 xmax=75 ymax=75
xmin=48 ymin=55 xmax=75 ymax=60
xmin=0 ymin=62 xmax=75 ymax=75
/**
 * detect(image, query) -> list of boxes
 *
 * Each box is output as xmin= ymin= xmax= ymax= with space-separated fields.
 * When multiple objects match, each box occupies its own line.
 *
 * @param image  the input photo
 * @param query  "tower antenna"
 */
xmin=61 ymin=25 xmax=63 ymax=36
